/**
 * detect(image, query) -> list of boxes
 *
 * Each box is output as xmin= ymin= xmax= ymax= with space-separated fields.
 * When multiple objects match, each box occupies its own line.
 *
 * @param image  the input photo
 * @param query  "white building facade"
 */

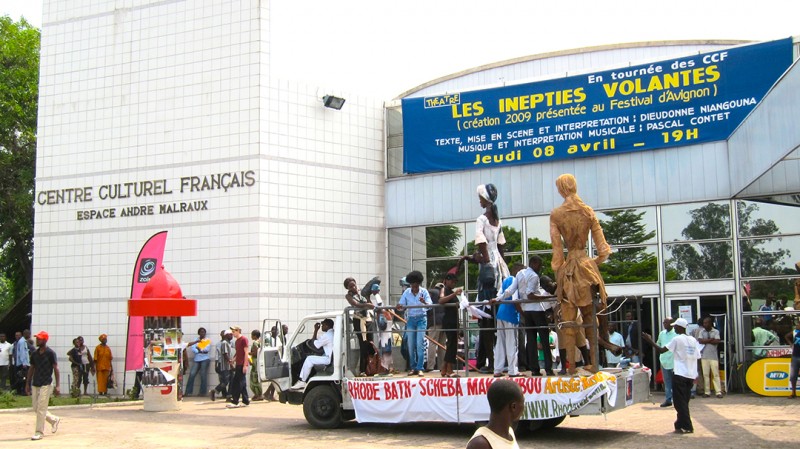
xmin=32 ymin=0 xmax=799 ymax=393
xmin=33 ymin=0 xmax=385 ymax=393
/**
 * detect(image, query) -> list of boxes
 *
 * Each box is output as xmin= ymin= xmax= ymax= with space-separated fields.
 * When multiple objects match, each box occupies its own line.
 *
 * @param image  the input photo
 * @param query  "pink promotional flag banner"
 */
xmin=125 ymin=231 xmax=168 ymax=371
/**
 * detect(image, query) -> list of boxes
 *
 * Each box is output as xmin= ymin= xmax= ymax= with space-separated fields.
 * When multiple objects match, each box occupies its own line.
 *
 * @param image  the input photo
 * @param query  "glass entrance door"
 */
xmin=667 ymin=296 xmax=700 ymax=325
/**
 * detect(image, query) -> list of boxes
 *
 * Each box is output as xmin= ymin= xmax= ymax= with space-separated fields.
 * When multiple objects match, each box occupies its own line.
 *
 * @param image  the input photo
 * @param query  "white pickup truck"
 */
xmin=257 ymin=309 xmax=651 ymax=430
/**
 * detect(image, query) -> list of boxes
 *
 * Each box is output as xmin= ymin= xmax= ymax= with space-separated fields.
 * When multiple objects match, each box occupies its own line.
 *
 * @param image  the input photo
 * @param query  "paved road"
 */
xmin=1 ymin=392 xmax=797 ymax=448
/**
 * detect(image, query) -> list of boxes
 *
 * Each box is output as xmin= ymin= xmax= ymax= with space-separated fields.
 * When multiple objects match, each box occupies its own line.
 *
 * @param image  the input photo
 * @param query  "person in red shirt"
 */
xmin=226 ymin=326 xmax=250 ymax=408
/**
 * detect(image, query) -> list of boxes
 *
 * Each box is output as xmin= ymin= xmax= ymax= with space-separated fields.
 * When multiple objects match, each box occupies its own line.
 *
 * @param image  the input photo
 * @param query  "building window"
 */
xmin=662 ymin=201 xmax=731 ymax=242
xmin=595 ymin=208 xmax=658 ymax=284
xmin=661 ymin=201 xmax=733 ymax=281
xmin=600 ymin=244 xmax=659 ymax=283
xmin=664 ymin=241 xmax=734 ymax=280
xmin=386 ymin=106 xmax=404 ymax=178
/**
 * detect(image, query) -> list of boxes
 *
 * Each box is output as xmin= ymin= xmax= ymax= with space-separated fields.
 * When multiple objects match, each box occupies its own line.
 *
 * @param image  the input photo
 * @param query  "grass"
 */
xmin=0 ymin=390 xmax=135 ymax=409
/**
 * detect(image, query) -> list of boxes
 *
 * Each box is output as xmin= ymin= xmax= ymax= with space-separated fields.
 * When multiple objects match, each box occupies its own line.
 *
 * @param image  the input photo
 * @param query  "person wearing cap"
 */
xmin=226 ymin=326 xmax=250 ymax=408
xmin=642 ymin=317 xmax=702 ymax=434
xmin=26 ymin=331 xmax=61 ymax=441
xmin=210 ymin=329 xmax=233 ymax=401
xmin=93 ymin=334 xmax=113 ymax=396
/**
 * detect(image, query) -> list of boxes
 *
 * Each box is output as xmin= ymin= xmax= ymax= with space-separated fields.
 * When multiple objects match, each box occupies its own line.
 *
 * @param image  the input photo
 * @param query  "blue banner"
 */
xmin=402 ymin=38 xmax=793 ymax=174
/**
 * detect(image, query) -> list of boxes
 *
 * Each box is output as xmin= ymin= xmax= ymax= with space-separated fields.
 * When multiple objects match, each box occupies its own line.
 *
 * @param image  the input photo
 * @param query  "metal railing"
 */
xmin=343 ymin=292 xmax=622 ymax=377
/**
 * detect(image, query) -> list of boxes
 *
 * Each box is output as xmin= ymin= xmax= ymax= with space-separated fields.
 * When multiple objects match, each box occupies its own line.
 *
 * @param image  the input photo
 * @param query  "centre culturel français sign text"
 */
xmin=36 ymin=170 xmax=256 ymax=221
xmin=401 ymin=38 xmax=793 ymax=174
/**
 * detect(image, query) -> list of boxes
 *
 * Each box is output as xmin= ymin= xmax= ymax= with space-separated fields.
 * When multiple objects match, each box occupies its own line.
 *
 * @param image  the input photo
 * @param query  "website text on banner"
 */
xmin=401 ymin=38 xmax=793 ymax=174
xmin=347 ymin=371 xmax=618 ymax=423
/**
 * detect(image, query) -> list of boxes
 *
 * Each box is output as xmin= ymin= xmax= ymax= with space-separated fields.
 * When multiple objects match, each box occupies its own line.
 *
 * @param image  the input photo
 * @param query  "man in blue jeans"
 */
xmin=396 ymin=270 xmax=432 ymax=376
xmin=656 ymin=317 xmax=677 ymax=407
xmin=184 ymin=327 xmax=211 ymax=396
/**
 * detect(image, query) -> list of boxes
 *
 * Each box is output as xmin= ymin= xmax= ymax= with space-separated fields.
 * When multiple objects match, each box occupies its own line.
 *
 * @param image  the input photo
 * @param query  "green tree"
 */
xmin=665 ymin=203 xmax=733 ymax=280
xmin=0 ymin=16 xmax=39 ymax=314
xmin=737 ymin=202 xmax=790 ymax=277
xmin=598 ymin=209 xmax=658 ymax=283
xmin=665 ymin=202 xmax=789 ymax=281
xmin=425 ymin=225 xmax=462 ymax=258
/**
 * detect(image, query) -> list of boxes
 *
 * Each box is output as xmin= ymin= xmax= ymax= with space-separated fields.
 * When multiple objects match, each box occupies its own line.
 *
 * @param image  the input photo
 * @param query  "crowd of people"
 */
xmin=0 ymin=330 xmax=114 ymax=397
xmin=328 ymin=181 xmax=629 ymax=382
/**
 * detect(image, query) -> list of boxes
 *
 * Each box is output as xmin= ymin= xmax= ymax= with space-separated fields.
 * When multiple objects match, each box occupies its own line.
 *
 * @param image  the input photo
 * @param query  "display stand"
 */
xmin=142 ymin=322 xmax=183 ymax=411
xmin=128 ymin=268 xmax=197 ymax=412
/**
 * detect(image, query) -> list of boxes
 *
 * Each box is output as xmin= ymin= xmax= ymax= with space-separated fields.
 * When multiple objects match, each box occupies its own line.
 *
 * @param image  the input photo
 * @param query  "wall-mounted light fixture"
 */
xmin=322 ymin=95 xmax=346 ymax=110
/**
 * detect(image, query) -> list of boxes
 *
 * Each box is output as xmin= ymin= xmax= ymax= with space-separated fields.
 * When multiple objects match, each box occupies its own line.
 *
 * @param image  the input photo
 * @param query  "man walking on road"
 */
xmin=643 ymin=317 xmax=701 ymax=434
xmin=26 ymin=331 xmax=61 ymax=441
xmin=226 ymin=326 xmax=250 ymax=408
xmin=211 ymin=329 xmax=233 ymax=401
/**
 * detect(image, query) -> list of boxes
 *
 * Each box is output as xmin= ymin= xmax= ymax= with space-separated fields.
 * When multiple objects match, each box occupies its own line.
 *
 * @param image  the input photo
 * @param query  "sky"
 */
xmin=2 ymin=1 xmax=798 ymax=99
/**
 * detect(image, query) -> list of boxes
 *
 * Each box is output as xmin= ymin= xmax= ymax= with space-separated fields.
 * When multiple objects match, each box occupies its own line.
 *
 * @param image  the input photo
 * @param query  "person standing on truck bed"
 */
xmin=344 ymin=277 xmax=376 ymax=376
xmin=466 ymin=379 xmax=524 ymax=449
xmin=290 ymin=319 xmax=335 ymax=391
xmin=491 ymin=264 xmax=525 ymax=378
xmin=396 ymin=270 xmax=433 ymax=376
xmin=439 ymin=272 xmax=463 ymax=378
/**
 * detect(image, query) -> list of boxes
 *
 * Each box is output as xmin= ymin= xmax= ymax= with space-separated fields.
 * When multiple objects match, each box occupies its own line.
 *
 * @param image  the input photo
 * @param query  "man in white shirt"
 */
xmin=0 ymin=333 xmax=12 ymax=389
xmin=643 ymin=317 xmax=702 ymax=434
xmin=605 ymin=323 xmax=625 ymax=368
xmin=520 ymin=256 xmax=556 ymax=376
xmin=291 ymin=319 xmax=335 ymax=390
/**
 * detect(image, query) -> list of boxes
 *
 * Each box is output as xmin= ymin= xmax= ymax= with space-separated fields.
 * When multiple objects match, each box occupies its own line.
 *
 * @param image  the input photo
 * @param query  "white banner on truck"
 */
xmin=347 ymin=371 xmax=618 ymax=423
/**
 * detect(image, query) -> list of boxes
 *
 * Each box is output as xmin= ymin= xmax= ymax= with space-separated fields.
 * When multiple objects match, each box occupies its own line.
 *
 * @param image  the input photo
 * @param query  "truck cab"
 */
xmin=258 ymin=311 xmax=358 ymax=428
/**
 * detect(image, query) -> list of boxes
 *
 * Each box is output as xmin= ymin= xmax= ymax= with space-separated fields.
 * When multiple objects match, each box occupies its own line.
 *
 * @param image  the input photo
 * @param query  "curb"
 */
xmin=0 ymin=399 xmax=144 ymax=414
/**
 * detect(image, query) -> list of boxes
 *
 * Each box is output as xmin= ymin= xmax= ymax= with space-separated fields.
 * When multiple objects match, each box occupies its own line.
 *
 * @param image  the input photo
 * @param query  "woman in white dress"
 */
xmin=462 ymin=183 xmax=510 ymax=372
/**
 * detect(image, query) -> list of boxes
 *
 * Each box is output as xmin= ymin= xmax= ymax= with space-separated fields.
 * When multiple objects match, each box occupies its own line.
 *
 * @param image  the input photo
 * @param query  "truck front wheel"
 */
xmin=303 ymin=385 xmax=343 ymax=429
